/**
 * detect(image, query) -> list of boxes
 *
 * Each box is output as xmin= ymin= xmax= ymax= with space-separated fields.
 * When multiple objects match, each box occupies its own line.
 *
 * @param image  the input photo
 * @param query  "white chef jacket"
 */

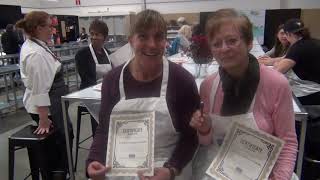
xmin=20 ymin=38 xmax=61 ymax=114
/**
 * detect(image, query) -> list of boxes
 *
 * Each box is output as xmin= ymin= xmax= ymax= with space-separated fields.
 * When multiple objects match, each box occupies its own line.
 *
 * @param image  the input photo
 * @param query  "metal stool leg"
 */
xmin=27 ymin=147 xmax=40 ymax=180
xmin=90 ymin=115 xmax=98 ymax=137
xmin=8 ymin=140 xmax=14 ymax=180
xmin=74 ymin=107 xmax=82 ymax=171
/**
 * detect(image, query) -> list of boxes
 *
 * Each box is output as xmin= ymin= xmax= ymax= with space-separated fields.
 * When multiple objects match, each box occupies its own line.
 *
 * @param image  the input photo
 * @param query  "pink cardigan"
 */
xmin=198 ymin=65 xmax=298 ymax=180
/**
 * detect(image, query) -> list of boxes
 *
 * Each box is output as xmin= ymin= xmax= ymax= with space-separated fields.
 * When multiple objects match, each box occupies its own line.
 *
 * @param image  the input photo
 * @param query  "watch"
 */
xmin=163 ymin=162 xmax=177 ymax=180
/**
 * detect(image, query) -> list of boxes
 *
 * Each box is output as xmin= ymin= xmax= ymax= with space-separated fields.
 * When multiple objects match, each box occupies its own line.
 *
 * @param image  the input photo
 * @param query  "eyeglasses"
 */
xmin=210 ymin=36 xmax=242 ymax=50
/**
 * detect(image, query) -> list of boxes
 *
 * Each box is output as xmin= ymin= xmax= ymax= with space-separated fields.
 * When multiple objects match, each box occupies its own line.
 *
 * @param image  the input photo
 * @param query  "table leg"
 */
xmin=61 ymin=99 xmax=75 ymax=180
xmin=10 ymin=73 xmax=18 ymax=110
xmin=296 ymin=118 xmax=307 ymax=179
xmin=4 ymin=74 xmax=9 ymax=102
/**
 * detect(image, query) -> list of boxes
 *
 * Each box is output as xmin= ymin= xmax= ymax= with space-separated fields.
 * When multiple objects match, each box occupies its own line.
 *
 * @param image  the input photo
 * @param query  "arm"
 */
xmin=264 ymin=46 xmax=275 ymax=57
xmin=25 ymin=53 xmax=57 ymax=133
xmin=197 ymin=76 xmax=215 ymax=145
xmin=86 ymin=72 xmax=120 ymax=177
xmin=269 ymin=78 xmax=298 ymax=180
xmin=273 ymin=58 xmax=296 ymax=74
xmin=166 ymin=72 xmax=200 ymax=172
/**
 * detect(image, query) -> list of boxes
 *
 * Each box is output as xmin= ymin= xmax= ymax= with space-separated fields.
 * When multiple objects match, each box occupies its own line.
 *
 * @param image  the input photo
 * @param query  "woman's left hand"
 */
xmin=138 ymin=167 xmax=171 ymax=180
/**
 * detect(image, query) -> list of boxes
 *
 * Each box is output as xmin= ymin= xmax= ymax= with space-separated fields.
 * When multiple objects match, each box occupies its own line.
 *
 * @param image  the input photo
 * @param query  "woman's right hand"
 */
xmin=189 ymin=110 xmax=211 ymax=134
xmin=34 ymin=118 xmax=52 ymax=134
xmin=87 ymin=161 xmax=110 ymax=180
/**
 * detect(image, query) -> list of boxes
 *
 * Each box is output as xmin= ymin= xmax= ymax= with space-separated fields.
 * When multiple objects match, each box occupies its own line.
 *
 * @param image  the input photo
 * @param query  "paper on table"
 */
xmin=109 ymin=43 xmax=134 ymax=67
xmin=292 ymin=99 xmax=301 ymax=113
xmin=92 ymin=83 xmax=102 ymax=91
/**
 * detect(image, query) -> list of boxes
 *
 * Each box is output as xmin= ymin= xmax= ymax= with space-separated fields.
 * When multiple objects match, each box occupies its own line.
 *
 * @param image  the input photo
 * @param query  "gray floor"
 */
xmin=0 ymin=102 xmax=92 ymax=180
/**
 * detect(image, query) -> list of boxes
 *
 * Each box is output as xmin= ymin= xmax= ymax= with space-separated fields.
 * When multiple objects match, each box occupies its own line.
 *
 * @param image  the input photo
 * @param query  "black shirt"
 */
xmin=1 ymin=31 xmax=22 ymax=54
xmin=285 ymin=38 xmax=320 ymax=84
xmin=75 ymin=46 xmax=111 ymax=89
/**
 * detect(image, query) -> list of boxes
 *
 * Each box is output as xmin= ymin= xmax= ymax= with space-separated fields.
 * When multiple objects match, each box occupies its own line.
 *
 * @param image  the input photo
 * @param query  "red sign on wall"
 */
xmin=75 ymin=0 xmax=80 ymax=5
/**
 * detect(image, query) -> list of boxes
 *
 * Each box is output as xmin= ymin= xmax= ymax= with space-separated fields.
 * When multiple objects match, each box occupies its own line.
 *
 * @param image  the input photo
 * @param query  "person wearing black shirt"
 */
xmin=274 ymin=18 xmax=320 ymax=105
xmin=274 ymin=19 xmax=320 ymax=180
xmin=79 ymin=27 xmax=88 ymax=42
xmin=75 ymin=20 xmax=112 ymax=89
xmin=1 ymin=24 xmax=23 ymax=63
xmin=75 ymin=19 xmax=113 ymax=136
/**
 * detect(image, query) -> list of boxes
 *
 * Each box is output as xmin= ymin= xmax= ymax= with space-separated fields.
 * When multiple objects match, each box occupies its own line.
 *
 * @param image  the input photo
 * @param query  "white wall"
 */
xmin=0 ymin=0 xmax=19 ymax=6
xmin=20 ymin=0 xmax=281 ymax=16
xmin=9 ymin=0 xmax=320 ymax=16
xmin=282 ymin=0 xmax=320 ymax=9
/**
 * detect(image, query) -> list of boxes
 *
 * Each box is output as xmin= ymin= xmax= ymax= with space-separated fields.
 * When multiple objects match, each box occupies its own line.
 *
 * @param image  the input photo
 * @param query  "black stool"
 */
xmin=74 ymin=105 xmax=98 ymax=171
xmin=301 ymin=105 xmax=320 ymax=180
xmin=8 ymin=125 xmax=54 ymax=180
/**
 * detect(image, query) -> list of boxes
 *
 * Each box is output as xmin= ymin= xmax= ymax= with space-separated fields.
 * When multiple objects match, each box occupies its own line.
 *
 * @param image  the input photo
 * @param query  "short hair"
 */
xmin=6 ymin=24 xmax=14 ymax=32
xmin=284 ymin=18 xmax=310 ymax=39
xmin=15 ymin=11 xmax=50 ymax=37
xmin=206 ymin=8 xmax=253 ymax=45
xmin=89 ymin=19 xmax=109 ymax=38
xmin=129 ymin=9 xmax=167 ymax=38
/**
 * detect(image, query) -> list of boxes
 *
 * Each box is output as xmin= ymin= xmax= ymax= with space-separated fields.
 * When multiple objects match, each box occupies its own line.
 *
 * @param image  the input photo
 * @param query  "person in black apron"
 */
xmin=16 ymin=11 xmax=73 ymax=180
xmin=274 ymin=18 xmax=320 ymax=180
xmin=75 ymin=19 xmax=113 ymax=135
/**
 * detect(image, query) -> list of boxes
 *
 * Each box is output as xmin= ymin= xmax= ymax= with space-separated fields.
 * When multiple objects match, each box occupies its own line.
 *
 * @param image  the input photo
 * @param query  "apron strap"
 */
xmin=119 ymin=59 xmax=131 ymax=99
xmin=30 ymin=38 xmax=60 ymax=62
xmin=209 ymin=73 xmax=256 ymax=114
xmin=160 ymin=58 xmax=169 ymax=97
xmin=119 ymin=57 xmax=169 ymax=99
xmin=209 ymin=73 xmax=220 ymax=114
xmin=89 ymin=43 xmax=112 ymax=67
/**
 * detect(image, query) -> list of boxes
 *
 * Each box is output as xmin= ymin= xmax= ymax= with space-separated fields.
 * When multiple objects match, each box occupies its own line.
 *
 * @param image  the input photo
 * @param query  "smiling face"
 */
xmin=89 ymin=29 xmax=106 ymax=49
xmin=210 ymin=22 xmax=252 ymax=71
xmin=129 ymin=27 xmax=167 ymax=69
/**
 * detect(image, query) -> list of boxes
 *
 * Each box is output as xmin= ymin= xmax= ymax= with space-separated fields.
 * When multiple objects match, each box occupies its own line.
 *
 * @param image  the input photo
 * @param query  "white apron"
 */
xmin=89 ymin=43 xmax=112 ymax=80
xmin=285 ymin=69 xmax=320 ymax=97
xmin=106 ymin=58 xmax=191 ymax=180
xmin=192 ymin=73 xmax=258 ymax=180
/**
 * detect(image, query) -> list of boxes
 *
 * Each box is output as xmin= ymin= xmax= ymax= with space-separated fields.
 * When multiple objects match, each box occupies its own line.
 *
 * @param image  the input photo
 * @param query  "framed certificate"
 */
xmin=106 ymin=111 xmax=155 ymax=176
xmin=206 ymin=122 xmax=284 ymax=180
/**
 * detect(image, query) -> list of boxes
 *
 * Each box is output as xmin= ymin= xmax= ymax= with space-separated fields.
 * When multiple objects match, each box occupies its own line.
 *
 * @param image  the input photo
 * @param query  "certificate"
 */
xmin=206 ymin=122 xmax=284 ymax=180
xmin=106 ymin=112 xmax=155 ymax=176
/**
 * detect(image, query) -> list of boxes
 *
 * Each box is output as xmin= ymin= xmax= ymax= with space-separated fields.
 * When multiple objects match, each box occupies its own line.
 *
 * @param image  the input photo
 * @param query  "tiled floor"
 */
xmin=0 ymin=102 xmax=92 ymax=179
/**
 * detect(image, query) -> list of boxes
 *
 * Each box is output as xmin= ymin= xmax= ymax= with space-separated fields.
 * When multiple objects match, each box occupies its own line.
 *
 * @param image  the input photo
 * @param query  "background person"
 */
xmin=258 ymin=24 xmax=290 ymax=66
xmin=75 ymin=19 xmax=113 ymax=135
xmin=274 ymin=18 xmax=320 ymax=105
xmin=190 ymin=9 xmax=297 ymax=180
xmin=79 ymin=27 xmax=88 ymax=42
xmin=86 ymin=9 xmax=200 ymax=180
xmin=168 ymin=25 xmax=192 ymax=55
xmin=274 ymin=19 xmax=320 ymax=179
xmin=16 ymin=11 xmax=73 ymax=179
xmin=75 ymin=19 xmax=113 ymax=89
xmin=1 ymin=24 xmax=23 ymax=63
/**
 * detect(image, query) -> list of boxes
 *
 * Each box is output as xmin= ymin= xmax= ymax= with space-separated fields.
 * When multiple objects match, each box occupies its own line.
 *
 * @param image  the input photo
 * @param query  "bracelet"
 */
xmin=198 ymin=127 xmax=211 ymax=136
xmin=167 ymin=167 xmax=175 ymax=180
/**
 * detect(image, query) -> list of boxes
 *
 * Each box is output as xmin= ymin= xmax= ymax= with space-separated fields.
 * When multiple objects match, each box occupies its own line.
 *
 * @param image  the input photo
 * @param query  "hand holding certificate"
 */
xmin=206 ymin=122 xmax=284 ymax=180
xmin=106 ymin=112 xmax=155 ymax=176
